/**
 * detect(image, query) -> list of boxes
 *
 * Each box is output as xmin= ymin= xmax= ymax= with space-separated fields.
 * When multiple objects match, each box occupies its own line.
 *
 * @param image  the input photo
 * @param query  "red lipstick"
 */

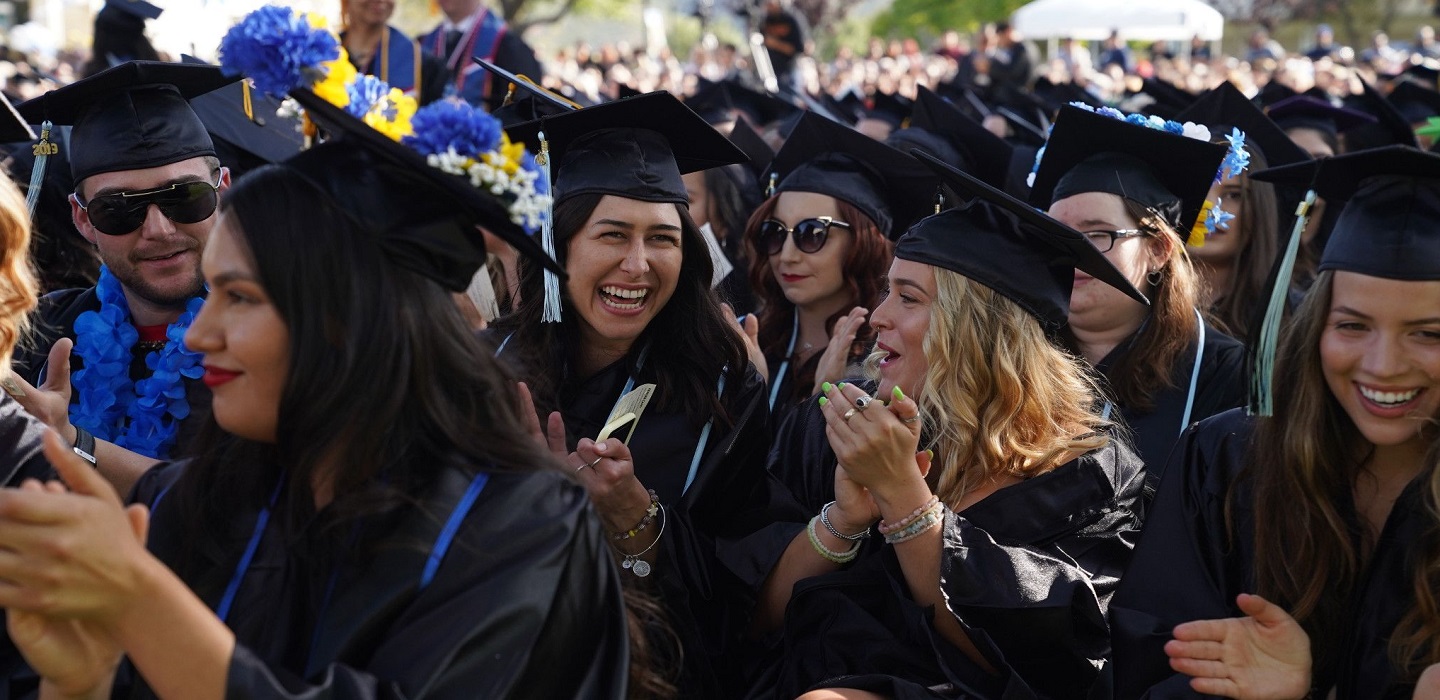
xmin=203 ymin=366 xmax=241 ymax=388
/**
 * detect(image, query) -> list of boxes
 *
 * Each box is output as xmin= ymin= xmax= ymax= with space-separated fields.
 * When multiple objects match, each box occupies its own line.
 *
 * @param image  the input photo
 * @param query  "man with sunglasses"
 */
xmin=9 ymin=61 xmax=237 ymax=497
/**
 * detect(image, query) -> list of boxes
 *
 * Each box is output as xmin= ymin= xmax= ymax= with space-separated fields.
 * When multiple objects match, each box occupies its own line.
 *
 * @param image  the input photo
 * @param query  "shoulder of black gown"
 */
xmin=1190 ymin=322 xmax=1247 ymax=427
xmin=1111 ymin=407 xmax=1256 ymax=699
xmin=930 ymin=436 xmax=1147 ymax=697
xmin=12 ymin=286 xmax=95 ymax=383
xmin=0 ymin=393 xmax=52 ymax=486
xmin=221 ymin=466 xmax=629 ymax=699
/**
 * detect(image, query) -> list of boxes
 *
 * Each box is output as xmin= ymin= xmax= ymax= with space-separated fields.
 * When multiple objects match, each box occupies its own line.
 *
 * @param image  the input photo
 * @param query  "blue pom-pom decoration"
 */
xmin=217 ymin=5 xmax=340 ymax=98
xmin=402 ymin=99 xmax=504 ymax=159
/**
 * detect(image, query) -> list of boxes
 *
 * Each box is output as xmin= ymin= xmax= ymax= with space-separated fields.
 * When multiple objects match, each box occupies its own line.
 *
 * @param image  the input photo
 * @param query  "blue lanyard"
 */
xmin=1098 ymin=308 xmax=1207 ymax=438
xmin=767 ymin=314 xmax=799 ymax=411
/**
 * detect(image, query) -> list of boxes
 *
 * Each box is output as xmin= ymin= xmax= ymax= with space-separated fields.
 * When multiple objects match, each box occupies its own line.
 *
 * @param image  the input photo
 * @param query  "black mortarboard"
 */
xmin=506 ymin=91 xmax=746 ymax=206
xmin=18 ymin=61 xmax=236 ymax=187
xmin=727 ymin=117 xmax=775 ymax=181
xmin=1255 ymin=81 xmax=1298 ymax=108
xmin=1251 ymin=145 xmax=1440 ymax=280
xmin=1343 ymin=81 xmax=1419 ymax=150
xmin=0 ymin=93 xmax=33 ymax=143
xmin=179 ymin=55 xmax=302 ymax=175
xmin=768 ymin=112 xmax=937 ymax=238
xmin=474 ymin=57 xmax=578 ymax=128
xmin=616 ymin=84 xmax=641 ymax=100
xmin=1387 ymin=80 xmax=1440 ymax=125
xmin=287 ymin=87 xmax=561 ymax=288
xmin=900 ymin=150 xmax=1148 ymax=334
xmin=1383 ymin=60 xmax=1440 ymax=90
xmin=997 ymin=105 xmax=1047 ymax=147
xmin=1030 ymin=105 xmax=1228 ymax=236
xmin=105 ymin=0 xmax=162 ymax=20
xmin=686 ymin=79 xmax=800 ymax=129
xmin=1267 ymin=95 xmax=1376 ymax=139
xmin=1034 ymin=78 xmax=1105 ymax=111
xmin=1178 ymin=82 xmax=1310 ymax=168
xmin=908 ymin=86 xmax=1014 ymax=190
xmin=864 ymin=91 xmax=912 ymax=130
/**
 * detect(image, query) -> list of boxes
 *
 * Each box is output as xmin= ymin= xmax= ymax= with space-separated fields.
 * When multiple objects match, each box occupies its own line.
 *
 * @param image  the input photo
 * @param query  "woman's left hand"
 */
xmin=722 ymin=304 xmax=768 ymax=381
xmin=818 ymin=383 xmax=927 ymax=510
xmin=1165 ymin=593 xmax=1312 ymax=700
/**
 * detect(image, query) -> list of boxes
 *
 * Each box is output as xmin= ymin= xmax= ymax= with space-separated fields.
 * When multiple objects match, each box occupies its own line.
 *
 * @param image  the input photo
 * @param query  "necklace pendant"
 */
xmin=622 ymin=558 xmax=633 ymax=569
xmin=631 ymin=559 xmax=652 ymax=577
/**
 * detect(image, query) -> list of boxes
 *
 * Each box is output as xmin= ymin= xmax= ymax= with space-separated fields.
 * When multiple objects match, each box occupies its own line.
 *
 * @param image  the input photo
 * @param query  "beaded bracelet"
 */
xmin=883 ymin=504 xmax=944 ymax=545
xmin=807 ymin=515 xmax=860 ymax=564
xmin=612 ymin=489 xmax=661 ymax=541
xmin=878 ymin=495 xmax=940 ymax=536
xmin=611 ymin=505 xmax=666 ymax=577
xmin=819 ymin=501 xmax=871 ymax=541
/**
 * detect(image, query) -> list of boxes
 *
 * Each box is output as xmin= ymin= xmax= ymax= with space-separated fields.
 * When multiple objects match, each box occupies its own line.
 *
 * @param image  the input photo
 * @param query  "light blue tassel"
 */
xmin=1250 ymin=190 xmax=1316 ymax=417
xmin=25 ymin=121 xmax=54 ymax=219
xmin=537 ymin=130 xmax=562 ymax=323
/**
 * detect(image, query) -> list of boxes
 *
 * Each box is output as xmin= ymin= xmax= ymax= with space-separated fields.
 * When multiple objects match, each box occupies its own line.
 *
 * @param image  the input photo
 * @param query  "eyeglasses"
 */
xmin=1081 ymin=228 xmax=1145 ymax=253
xmin=76 ymin=180 xmax=222 ymax=236
xmin=756 ymin=217 xmax=851 ymax=256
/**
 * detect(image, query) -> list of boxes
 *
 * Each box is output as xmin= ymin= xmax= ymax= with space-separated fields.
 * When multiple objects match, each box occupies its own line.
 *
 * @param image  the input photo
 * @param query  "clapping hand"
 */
xmin=811 ymin=308 xmax=868 ymax=397
xmin=1165 ymin=593 xmax=1312 ymax=700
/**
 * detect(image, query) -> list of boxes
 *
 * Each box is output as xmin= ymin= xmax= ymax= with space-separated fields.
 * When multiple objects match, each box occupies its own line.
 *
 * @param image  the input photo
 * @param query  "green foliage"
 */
xmin=870 ymin=0 xmax=1030 ymax=41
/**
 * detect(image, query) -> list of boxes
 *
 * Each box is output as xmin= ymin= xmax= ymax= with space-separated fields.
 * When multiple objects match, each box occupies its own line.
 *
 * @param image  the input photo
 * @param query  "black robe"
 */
xmin=1110 ymin=409 xmax=1424 ymax=699
xmin=752 ymin=437 xmax=1147 ymax=699
xmin=552 ymin=354 xmax=780 ymax=698
xmin=0 ymin=395 xmax=49 ymax=486
xmin=1097 ymin=317 xmax=1246 ymax=486
xmin=115 ymin=460 xmax=629 ymax=699
xmin=9 ymin=287 xmax=210 ymax=459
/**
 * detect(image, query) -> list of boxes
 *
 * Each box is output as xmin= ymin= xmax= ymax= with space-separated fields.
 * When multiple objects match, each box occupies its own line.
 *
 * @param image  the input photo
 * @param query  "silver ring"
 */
xmin=576 ymin=456 xmax=602 ymax=473
xmin=901 ymin=415 xmax=920 ymax=424
xmin=842 ymin=408 xmax=859 ymax=422
xmin=854 ymin=395 xmax=873 ymax=411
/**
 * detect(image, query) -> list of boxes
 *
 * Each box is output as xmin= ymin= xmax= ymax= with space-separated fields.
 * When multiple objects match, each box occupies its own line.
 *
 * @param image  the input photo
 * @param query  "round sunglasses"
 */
xmin=756 ymin=216 xmax=851 ymax=256
xmin=76 ymin=180 xmax=221 ymax=236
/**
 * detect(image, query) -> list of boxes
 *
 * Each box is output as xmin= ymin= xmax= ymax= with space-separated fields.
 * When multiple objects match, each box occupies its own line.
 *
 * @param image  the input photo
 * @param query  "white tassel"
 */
xmin=537 ymin=130 xmax=562 ymax=323
xmin=25 ymin=121 xmax=54 ymax=219
xmin=1250 ymin=189 xmax=1316 ymax=417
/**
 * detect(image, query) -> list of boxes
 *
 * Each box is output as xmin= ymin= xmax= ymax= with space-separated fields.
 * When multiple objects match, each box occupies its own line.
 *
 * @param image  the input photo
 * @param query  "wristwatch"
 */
xmin=72 ymin=426 xmax=97 ymax=466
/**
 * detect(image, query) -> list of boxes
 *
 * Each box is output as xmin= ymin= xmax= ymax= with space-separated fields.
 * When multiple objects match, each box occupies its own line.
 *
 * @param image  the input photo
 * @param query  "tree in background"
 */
xmin=871 ymin=0 xmax=1028 ymax=44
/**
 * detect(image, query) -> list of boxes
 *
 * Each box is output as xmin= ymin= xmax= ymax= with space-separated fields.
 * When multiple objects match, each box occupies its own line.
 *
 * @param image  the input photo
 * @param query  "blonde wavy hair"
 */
xmin=870 ymin=267 xmax=1111 ymax=506
xmin=0 ymin=176 xmax=36 ymax=370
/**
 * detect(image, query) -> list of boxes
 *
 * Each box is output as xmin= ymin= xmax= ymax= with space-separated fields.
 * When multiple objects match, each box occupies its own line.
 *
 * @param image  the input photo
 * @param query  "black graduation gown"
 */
xmin=0 ymin=395 xmax=49 ymax=486
xmin=9 ymin=287 xmax=210 ymax=458
xmin=752 ymin=438 xmax=1147 ymax=699
xmin=119 ymin=460 xmax=628 ymax=699
xmin=1110 ymin=409 xmax=1424 ymax=699
xmin=556 ymin=355 xmax=779 ymax=697
xmin=1097 ymin=318 xmax=1246 ymax=486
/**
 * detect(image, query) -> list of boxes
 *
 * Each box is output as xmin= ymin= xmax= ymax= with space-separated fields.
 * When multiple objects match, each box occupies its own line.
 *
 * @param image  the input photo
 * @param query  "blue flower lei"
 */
xmin=71 ymin=267 xmax=205 ymax=459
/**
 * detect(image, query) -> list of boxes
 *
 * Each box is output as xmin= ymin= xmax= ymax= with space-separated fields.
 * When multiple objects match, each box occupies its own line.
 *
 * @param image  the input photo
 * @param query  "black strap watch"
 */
xmin=72 ymin=426 xmax=97 ymax=466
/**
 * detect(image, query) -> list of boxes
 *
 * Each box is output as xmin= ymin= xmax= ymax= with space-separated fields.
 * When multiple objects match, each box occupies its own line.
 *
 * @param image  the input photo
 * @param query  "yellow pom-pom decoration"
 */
xmin=1189 ymin=199 xmax=1213 ymax=248
xmin=304 ymin=12 xmax=330 ymax=30
xmin=364 ymin=88 xmax=418 ymax=141
xmin=313 ymin=49 xmax=357 ymax=109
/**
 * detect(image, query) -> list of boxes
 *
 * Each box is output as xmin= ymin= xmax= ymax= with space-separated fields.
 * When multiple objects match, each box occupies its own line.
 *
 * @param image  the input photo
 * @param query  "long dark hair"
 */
xmin=170 ymin=164 xmax=556 ymax=576
xmin=492 ymin=193 xmax=749 ymax=428
xmin=1243 ymin=271 xmax=1440 ymax=683
xmin=744 ymin=194 xmax=891 ymax=402
xmin=1206 ymin=150 xmax=1279 ymax=344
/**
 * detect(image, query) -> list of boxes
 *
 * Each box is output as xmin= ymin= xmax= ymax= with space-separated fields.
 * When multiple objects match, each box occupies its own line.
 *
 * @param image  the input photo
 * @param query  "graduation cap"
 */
xmin=103 ymin=0 xmax=162 ymax=21
xmin=727 ymin=116 xmax=775 ymax=181
xmin=505 ymin=91 xmax=747 ymax=206
xmin=685 ymin=79 xmax=800 ymax=129
xmin=907 ymin=86 xmax=1014 ymax=190
xmin=1251 ymin=145 xmax=1440 ymax=281
xmin=1029 ymin=105 xmax=1228 ymax=237
xmin=1255 ymin=81 xmax=1298 ymax=108
xmin=1383 ymin=60 xmax=1440 ymax=90
xmin=862 ymin=91 xmax=912 ymax=130
xmin=17 ymin=61 xmax=237 ymax=187
xmin=286 ymin=87 xmax=562 ymax=289
xmin=179 ymin=55 xmax=302 ymax=176
xmin=1267 ymin=95 xmax=1377 ymax=141
xmin=996 ymin=105 xmax=1048 ymax=147
xmin=1387 ymin=80 xmax=1440 ymax=125
xmin=1342 ymin=81 xmax=1419 ymax=150
xmin=767 ymin=111 xmax=938 ymax=238
xmin=473 ymin=57 xmax=578 ymax=129
xmin=1178 ymin=83 xmax=1309 ymax=168
xmin=898 ymin=150 xmax=1148 ymax=334
xmin=1034 ymin=78 xmax=1105 ymax=112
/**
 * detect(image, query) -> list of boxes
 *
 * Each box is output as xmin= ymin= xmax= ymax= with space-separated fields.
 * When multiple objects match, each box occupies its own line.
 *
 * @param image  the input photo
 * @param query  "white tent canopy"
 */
xmin=1011 ymin=0 xmax=1225 ymax=42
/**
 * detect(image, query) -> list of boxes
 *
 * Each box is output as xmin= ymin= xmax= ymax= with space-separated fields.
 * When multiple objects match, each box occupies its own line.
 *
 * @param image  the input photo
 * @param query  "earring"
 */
xmin=1146 ymin=269 xmax=1163 ymax=286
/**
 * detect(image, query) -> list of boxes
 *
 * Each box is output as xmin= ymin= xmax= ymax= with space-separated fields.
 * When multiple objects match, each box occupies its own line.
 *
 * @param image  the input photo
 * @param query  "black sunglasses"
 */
xmin=756 ymin=217 xmax=851 ymax=256
xmin=78 ymin=180 xmax=221 ymax=236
